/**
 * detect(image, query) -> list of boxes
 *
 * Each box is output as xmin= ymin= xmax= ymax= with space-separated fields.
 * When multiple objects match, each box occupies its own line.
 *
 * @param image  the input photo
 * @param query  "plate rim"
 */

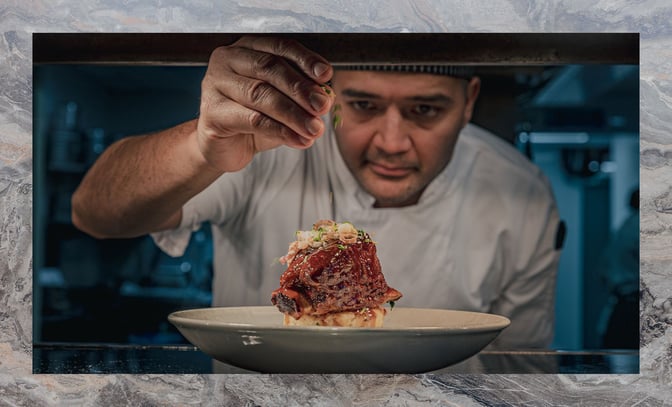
xmin=168 ymin=305 xmax=511 ymax=334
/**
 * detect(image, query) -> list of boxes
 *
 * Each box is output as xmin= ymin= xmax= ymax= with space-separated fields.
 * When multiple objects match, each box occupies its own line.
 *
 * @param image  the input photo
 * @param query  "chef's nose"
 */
xmin=371 ymin=107 xmax=412 ymax=155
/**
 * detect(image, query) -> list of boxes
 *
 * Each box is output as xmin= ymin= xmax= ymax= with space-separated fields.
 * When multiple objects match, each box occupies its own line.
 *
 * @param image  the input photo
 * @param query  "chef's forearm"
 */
xmin=71 ymin=119 xmax=223 ymax=239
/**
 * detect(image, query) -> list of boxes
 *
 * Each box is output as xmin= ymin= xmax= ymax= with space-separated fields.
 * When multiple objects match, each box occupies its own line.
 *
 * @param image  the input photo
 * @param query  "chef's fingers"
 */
xmin=206 ymin=44 xmax=332 ymax=133
xmin=203 ymin=57 xmax=327 ymax=141
xmin=198 ymin=96 xmax=314 ymax=153
xmin=223 ymin=45 xmax=333 ymax=117
xmin=232 ymin=36 xmax=333 ymax=84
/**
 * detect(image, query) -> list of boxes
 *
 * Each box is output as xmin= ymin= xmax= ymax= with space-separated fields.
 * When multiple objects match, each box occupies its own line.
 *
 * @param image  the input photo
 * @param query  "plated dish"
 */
xmin=168 ymin=306 xmax=510 ymax=373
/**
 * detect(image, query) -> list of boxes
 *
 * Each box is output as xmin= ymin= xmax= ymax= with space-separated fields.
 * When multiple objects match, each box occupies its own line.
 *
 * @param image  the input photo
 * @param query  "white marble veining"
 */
xmin=2 ymin=0 xmax=672 ymax=405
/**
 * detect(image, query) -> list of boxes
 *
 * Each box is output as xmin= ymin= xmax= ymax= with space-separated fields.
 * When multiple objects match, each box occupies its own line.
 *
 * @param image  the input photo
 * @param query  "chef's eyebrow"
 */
xmin=341 ymin=89 xmax=381 ymax=99
xmin=408 ymin=94 xmax=454 ymax=104
xmin=341 ymin=89 xmax=454 ymax=104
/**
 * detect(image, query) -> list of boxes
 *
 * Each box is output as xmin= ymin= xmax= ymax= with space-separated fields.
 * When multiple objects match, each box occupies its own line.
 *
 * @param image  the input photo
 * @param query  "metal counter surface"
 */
xmin=33 ymin=343 xmax=638 ymax=375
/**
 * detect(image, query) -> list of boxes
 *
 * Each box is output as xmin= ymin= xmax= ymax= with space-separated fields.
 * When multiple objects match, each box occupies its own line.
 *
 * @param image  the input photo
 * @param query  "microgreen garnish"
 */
xmin=322 ymin=82 xmax=343 ymax=129
xmin=332 ymin=103 xmax=343 ymax=128
xmin=314 ymin=227 xmax=324 ymax=241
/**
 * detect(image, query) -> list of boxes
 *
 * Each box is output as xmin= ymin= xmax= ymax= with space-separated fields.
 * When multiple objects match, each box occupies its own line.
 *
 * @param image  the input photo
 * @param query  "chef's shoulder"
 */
xmin=460 ymin=123 xmax=554 ymax=194
xmin=460 ymin=124 xmax=564 ymax=254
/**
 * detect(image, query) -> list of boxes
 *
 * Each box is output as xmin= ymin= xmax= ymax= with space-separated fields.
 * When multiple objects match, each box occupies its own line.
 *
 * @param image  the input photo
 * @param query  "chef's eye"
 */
xmin=411 ymin=104 xmax=440 ymax=117
xmin=349 ymin=100 xmax=378 ymax=111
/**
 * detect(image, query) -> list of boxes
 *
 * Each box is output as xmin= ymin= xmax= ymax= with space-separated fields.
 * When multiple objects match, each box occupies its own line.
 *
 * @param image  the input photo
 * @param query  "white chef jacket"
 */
xmin=152 ymin=123 xmax=562 ymax=348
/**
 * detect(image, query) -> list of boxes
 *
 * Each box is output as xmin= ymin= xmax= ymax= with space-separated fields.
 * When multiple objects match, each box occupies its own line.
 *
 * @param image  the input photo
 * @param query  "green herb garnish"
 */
xmin=332 ymin=103 xmax=343 ymax=128
xmin=388 ymin=301 xmax=396 ymax=310
xmin=322 ymin=83 xmax=343 ymax=129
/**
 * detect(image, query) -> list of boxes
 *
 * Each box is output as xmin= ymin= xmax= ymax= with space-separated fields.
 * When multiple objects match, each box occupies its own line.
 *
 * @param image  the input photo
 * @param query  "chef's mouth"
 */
xmin=367 ymin=161 xmax=415 ymax=178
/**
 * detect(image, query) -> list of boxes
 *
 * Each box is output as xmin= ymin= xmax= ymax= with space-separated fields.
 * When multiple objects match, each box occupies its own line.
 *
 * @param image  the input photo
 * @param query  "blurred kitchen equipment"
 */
xmin=49 ymin=102 xmax=85 ymax=173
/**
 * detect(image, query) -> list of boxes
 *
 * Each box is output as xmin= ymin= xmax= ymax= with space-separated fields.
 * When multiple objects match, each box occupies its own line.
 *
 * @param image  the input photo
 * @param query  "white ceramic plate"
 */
xmin=168 ymin=306 xmax=510 ymax=373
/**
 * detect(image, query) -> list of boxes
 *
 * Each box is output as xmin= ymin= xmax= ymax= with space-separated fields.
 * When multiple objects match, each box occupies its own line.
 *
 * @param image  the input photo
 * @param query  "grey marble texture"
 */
xmin=2 ymin=0 xmax=672 ymax=405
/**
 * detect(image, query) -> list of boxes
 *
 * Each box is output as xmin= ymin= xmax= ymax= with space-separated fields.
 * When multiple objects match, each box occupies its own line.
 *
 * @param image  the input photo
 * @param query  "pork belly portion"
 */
xmin=271 ymin=221 xmax=402 ymax=321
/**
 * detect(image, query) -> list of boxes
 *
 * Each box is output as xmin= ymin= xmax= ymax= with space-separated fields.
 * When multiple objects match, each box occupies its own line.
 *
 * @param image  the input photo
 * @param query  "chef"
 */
xmin=71 ymin=36 xmax=563 ymax=348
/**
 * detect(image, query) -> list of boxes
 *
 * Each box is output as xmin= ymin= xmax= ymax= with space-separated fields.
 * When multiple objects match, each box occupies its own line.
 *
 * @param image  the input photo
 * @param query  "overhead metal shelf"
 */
xmin=33 ymin=33 xmax=639 ymax=66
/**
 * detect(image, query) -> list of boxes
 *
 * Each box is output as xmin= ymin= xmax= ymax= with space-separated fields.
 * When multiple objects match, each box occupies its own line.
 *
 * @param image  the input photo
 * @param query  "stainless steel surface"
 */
xmin=33 ymin=33 xmax=638 ymax=65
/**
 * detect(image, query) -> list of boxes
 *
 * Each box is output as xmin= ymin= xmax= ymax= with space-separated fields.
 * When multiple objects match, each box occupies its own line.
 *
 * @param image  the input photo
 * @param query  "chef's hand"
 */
xmin=197 ymin=36 xmax=335 ymax=173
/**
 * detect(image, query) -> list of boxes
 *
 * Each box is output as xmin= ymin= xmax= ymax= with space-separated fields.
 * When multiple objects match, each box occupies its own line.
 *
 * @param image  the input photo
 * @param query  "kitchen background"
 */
xmin=33 ymin=61 xmax=639 ymax=350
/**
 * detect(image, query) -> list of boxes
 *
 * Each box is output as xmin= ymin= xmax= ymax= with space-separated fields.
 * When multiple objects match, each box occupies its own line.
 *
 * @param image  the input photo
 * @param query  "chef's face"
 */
xmin=331 ymin=70 xmax=480 ymax=208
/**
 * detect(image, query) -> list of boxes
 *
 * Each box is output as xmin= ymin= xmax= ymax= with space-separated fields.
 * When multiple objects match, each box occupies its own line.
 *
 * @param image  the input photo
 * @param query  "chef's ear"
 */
xmin=462 ymin=76 xmax=481 ymax=127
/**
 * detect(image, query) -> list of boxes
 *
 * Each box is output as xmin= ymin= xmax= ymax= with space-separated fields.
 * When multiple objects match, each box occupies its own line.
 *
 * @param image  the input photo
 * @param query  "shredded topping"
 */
xmin=279 ymin=220 xmax=372 ymax=265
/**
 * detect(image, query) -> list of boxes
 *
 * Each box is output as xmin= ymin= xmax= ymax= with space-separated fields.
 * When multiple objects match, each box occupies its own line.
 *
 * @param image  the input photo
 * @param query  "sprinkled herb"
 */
xmin=338 ymin=244 xmax=346 ymax=250
xmin=388 ymin=301 xmax=396 ymax=310
xmin=332 ymin=103 xmax=343 ymax=128
xmin=322 ymin=83 xmax=342 ymax=129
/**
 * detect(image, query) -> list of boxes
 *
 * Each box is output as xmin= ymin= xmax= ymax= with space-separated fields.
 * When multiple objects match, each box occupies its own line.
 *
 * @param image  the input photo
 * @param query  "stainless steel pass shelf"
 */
xmin=33 ymin=33 xmax=638 ymax=66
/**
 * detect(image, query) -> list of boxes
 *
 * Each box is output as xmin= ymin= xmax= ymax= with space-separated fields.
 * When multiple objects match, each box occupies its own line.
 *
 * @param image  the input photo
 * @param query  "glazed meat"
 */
xmin=271 ymin=220 xmax=402 ymax=322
